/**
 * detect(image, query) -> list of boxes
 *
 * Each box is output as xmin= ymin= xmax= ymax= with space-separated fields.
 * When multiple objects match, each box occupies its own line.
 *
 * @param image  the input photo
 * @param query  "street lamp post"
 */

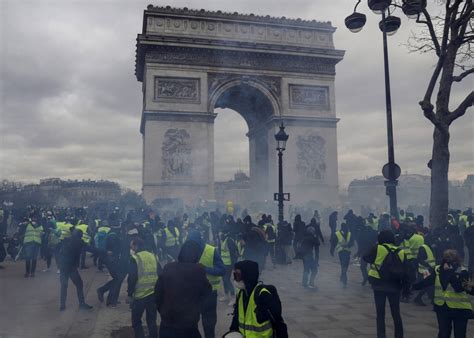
xmin=274 ymin=122 xmax=290 ymax=223
xmin=345 ymin=0 xmax=425 ymax=219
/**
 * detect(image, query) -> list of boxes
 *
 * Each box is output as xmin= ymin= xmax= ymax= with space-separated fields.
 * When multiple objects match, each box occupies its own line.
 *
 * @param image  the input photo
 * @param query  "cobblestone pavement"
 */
xmin=1 ymin=246 xmax=473 ymax=338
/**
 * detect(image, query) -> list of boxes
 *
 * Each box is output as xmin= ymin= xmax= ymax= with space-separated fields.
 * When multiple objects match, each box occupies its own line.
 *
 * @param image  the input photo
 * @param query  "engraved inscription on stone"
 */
xmin=296 ymin=133 xmax=326 ymax=181
xmin=289 ymin=84 xmax=329 ymax=109
xmin=161 ymin=129 xmax=193 ymax=180
xmin=154 ymin=77 xmax=200 ymax=103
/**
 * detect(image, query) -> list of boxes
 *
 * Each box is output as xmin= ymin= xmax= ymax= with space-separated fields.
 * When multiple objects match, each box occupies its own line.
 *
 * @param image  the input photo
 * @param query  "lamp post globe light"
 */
xmin=274 ymin=122 xmax=290 ymax=224
xmin=344 ymin=0 xmax=424 ymax=220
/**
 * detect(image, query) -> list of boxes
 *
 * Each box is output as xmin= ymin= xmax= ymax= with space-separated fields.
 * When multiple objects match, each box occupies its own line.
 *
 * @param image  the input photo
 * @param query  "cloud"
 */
xmin=0 ymin=0 xmax=472 ymax=193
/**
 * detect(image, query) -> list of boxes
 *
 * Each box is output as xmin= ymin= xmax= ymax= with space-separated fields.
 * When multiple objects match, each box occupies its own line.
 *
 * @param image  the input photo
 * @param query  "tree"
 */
xmin=412 ymin=0 xmax=473 ymax=228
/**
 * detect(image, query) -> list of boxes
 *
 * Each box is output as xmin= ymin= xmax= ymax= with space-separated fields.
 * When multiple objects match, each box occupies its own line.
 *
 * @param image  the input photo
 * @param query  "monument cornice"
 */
xmin=144 ymin=5 xmax=335 ymax=31
xmin=266 ymin=115 xmax=340 ymax=127
xmin=140 ymin=110 xmax=217 ymax=134
xmin=136 ymin=45 xmax=342 ymax=81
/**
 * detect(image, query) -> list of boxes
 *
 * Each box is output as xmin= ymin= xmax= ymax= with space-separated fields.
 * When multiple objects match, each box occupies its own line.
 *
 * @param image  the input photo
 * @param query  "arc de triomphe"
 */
xmin=135 ymin=5 xmax=344 ymax=206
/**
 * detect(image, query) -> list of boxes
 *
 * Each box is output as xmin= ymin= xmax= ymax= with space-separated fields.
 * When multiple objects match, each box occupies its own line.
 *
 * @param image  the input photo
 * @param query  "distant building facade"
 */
xmin=0 ymin=178 xmax=121 ymax=207
xmin=215 ymin=172 xmax=250 ymax=209
xmin=348 ymin=174 xmax=474 ymax=215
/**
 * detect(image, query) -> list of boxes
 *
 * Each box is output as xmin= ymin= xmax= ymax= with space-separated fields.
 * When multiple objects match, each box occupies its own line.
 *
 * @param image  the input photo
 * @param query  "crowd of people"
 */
xmin=0 ymin=204 xmax=473 ymax=338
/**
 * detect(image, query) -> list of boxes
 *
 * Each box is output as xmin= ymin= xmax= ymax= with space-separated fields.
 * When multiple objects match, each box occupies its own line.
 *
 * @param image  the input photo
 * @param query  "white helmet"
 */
xmin=222 ymin=332 xmax=244 ymax=338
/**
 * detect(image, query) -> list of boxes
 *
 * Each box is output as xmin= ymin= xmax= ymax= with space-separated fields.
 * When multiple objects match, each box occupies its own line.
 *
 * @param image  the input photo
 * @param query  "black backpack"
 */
xmin=254 ymin=284 xmax=288 ymax=338
xmin=377 ymin=244 xmax=404 ymax=283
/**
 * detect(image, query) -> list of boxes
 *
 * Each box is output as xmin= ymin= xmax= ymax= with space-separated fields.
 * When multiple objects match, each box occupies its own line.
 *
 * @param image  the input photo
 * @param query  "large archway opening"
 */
xmin=211 ymin=83 xmax=276 ymax=207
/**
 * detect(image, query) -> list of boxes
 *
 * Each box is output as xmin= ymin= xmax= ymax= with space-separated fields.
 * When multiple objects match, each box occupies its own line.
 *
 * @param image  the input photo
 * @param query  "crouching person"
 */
xmin=225 ymin=260 xmax=288 ymax=338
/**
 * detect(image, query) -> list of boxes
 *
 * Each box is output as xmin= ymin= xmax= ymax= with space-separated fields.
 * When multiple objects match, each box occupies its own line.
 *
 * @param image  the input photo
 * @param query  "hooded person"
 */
xmin=155 ymin=240 xmax=212 ymax=338
xmin=187 ymin=230 xmax=226 ymax=338
xmin=228 ymin=260 xmax=288 ymax=338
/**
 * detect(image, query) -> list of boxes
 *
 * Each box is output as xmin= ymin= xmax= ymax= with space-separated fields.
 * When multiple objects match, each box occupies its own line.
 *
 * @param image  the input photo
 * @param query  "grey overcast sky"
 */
xmin=0 ymin=0 xmax=473 ymax=192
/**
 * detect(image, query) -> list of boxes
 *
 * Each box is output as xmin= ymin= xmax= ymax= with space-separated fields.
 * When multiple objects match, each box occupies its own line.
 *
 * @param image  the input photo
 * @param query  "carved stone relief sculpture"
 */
xmin=289 ymin=84 xmax=329 ymax=109
xmin=161 ymin=129 xmax=193 ymax=180
xmin=155 ymin=77 xmax=200 ymax=103
xmin=296 ymin=133 xmax=326 ymax=181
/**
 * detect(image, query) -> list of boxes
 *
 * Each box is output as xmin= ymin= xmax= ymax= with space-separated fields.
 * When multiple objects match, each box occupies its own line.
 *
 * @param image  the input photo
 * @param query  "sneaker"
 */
xmin=97 ymin=289 xmax=104 ymax=303
xmin=60 ymin=305 xmax=66 ymax=311
xmin=56 ymin=269 xmax=60 ymax=274
xmin=227 ymin=299 xmax=235 ymax=306
xmin=79 ymin=303 xmax=93 ymax=310
xmin=106 ymin=303 xmax=117 ymax=308
xmin=307 ymin=284 xmax=315 ymax=289
xmin=42 ymin=268 xmax=50 ymax=273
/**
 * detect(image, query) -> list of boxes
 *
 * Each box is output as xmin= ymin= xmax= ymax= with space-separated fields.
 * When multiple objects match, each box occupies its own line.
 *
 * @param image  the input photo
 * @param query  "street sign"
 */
xmin=382 ymin=162 xmax=401 ymax=180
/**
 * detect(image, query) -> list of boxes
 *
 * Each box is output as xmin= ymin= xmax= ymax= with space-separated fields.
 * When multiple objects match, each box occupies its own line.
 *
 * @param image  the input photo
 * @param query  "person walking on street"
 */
xmin=127 ymin=237 xmax=160 ymax=338
xmin=299 ymin=226 xmax=320 ymax=289
xmin=187 ymin=230 xmax=226 ymax=338
xmin=58 ymin=229 xmax=93 ymax=311
xmin=331 ymin=222 xmax=353 ymax=288
xmin=227 ymin=260 xmax=288 ymax=338
xmin=413 ymin=249 xmax=471 ymax=338
xmin=155 ymin=240 xmax=212 ymax=338
xmin=219 ymin=229 xmax=239 ymax=306
xmin=364 ymin=230 xmax=410 ymax=338
xmin=20 ymin=216 xmax=43 ymax=277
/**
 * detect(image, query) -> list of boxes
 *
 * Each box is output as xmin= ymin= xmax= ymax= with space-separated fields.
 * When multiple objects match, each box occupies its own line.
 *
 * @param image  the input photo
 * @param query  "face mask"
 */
xmin=233 ymin=280 xmax=245 ymax=290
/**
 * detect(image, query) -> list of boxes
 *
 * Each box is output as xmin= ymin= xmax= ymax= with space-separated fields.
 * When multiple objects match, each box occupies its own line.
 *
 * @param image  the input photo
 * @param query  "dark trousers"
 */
xmin=436 ymin=312 xmax=468 ymax=338
xmin=60 ymin=268 xmax=85 ymax=306
xmin=222 ymin=265 xmax=235 ymax=296
xmin=201 ymin=290 xmax=217 ymax=338
xmin=159 ymin=324 xmax=201 ymax=338
xmin=131 ymin=294 xmax=158 ymax=338
xmin=338 ymin=251 xmax=351 ymax=286
xmin=302 ymin=251 xmax=318 ymax=286
xmin=268 ymin=242 xmax=276 ymax=265
xmin=373 ymin=290 xmax=403 ymax=338
xmin=97 ymin=262 xmax=124 ymax=305
xmin=25 ymin=259 xmax=37 ymax=274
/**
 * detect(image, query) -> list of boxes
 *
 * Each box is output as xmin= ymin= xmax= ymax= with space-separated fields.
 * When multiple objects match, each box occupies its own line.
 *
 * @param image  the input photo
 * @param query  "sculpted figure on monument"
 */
xmin=161 ymin=129 xmax=193 ymax=180
xmin=296 ymin=133 xmax=326 ymax=180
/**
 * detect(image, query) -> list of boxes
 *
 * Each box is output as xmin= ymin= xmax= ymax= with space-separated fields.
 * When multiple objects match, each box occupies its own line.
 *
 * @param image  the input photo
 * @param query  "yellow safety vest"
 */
xmin=407 ymin=234 xmax=424 ymax=260
xmin=199 ymin=244 xmax=222 ymax=291
xmin=434 ymin=266 xmax=472 ymax=310
xmin=75 ymin=223 xmax=90 ymax=245
xmin=220 ymin=237 xmax=232 ymax=266
xmin=23 ymin=224 xmax=43 ymax=244
xmin=367 ymin=218 xmax=378 ymax=231
xmin=237 ymin=241 xmax=245 ymax=260
xmin=57 ymin=222 xmax=73 ymax=240
xmin=238 ymin=285 xmax=274 ymax=338
xmin=335 ymin=231 xmax=351 ymax=253
xmin=132 ymin=251 xmax=158 ymax=300
xmin=164 ymin=228 xmax=180 ymax=247
xmin=97 ymin=226 xmax=111 ymax=234
xmin=368 ymin=243 xmax=405 ymax=279
xmin=418 ymin=244 xmax=436 ymax=274
xmin=264 ymin=223 xmax=276 ymax=244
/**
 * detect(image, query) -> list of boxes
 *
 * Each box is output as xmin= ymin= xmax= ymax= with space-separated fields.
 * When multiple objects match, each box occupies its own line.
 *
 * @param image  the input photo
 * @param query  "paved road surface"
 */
xmin=1 ymin=245 xmax=473 ymax=338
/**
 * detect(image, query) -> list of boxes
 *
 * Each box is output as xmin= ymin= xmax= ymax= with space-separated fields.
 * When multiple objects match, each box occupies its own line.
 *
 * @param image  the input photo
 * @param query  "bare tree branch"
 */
xmin=452 ymin=68 xmax=474 ymax=81
xmin=448 ymin=91 xmax=474 ymax=123
xmin=418 ymin=9 xmax=441 ymax=56
xmin=419 ymin=100 xmax=447 ymax=132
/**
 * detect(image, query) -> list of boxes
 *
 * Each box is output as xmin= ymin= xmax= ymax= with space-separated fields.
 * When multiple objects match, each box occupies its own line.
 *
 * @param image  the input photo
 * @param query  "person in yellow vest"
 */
xmin=162 ymin=220 xmax=181 ymax=262
xmin=227 ymin=260 xmax=288 ymax=338
xmin=127 ymin=237 xmax=160 ymax=338
xmin=402 ymin=226 xmax=424 ymax=303
xmin=21 ymin=216 xmax=43 ymax=277
xmin=330 ymin=223 xmax=353 ymax=288
xmin=413 ymin=243 xmax=436 ymax=306
xmin=188 ymin=230 xmax=225 ymax=338
xmin=363 ymin=230 xmax=410 ymax=338
xmin=413 ymin=249 xmax=472 ymax=338
xmin=75 ymin=220 xmax=92 ymax=269
xmin=219 ymin=229 xmax=239 ymax=306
